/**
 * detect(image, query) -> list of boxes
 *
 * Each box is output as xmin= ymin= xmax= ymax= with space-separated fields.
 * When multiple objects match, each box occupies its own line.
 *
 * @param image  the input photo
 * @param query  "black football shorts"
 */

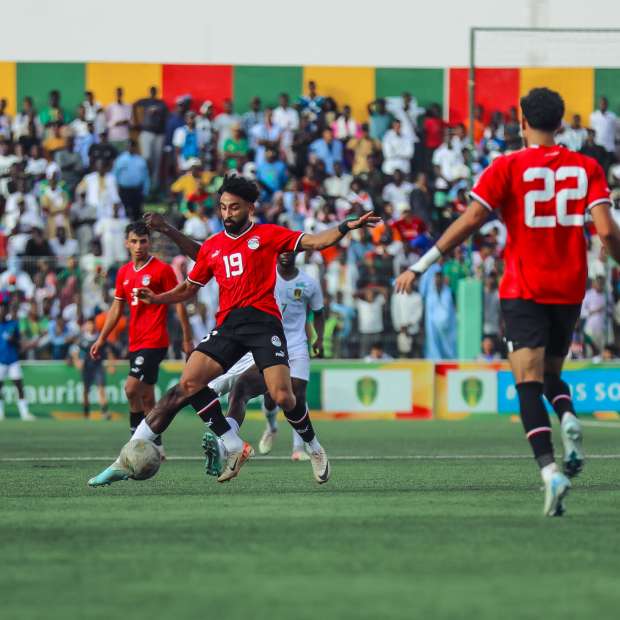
xmin=194 ymin=307 xmax=289 ymax=372
xmin=128 ymin=348 xmax=167 ymax=385
xmin=501 ymin=298 xmax=581 ymax=357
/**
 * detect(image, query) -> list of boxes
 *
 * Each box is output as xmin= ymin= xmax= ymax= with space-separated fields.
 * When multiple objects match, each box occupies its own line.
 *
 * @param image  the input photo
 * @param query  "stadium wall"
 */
xmin=0 ymin=61 xmax=619 ymax=121
xmin=5 ymin=361 xmax=620 ymax=421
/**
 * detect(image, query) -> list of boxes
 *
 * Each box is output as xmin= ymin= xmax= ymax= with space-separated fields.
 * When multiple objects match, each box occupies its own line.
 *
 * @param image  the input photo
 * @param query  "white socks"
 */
xmin=132 ymin=419 xmax=158 ymax=443
xmin=220 ymin=417 xmax=243 ymax=453
xmin=0 ymin=400 xmax=4 ymax=420
xmin=292 ymin=429 xmax=304 ymax=451
xmin=263 ymin=404 xmax=279 ymax=432
xmin=541 ymin=462 xmax=559 ymax=484
xmin=307 ymin=437 xmax=321 ymax=452
xmin=17 ymin=399 xmax=30 ymax=419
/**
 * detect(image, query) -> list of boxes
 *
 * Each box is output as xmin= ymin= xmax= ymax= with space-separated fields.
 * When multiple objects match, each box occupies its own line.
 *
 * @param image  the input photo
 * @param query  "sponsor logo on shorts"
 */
xmin=271 ymin=335 xmax=282 ymax=347
xmin=142 ymin=275 xmax=151 ymax=286
xmin=275 ymin=350 xmax=285 ymax=358
xmin=247 ymin=236 xmax=260 ymax=250
xmin=135 ymin=356 xmax=144 ymax=366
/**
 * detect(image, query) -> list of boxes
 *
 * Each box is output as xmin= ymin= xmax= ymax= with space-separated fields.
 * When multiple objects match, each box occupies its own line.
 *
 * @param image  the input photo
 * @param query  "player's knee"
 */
xmin=124 ymin=381 xmax=141 ymax=404
xmin=272 ymin=388 xmax=295 ymax=411
xmin=179 ymin=375 xmax=203 ymax=397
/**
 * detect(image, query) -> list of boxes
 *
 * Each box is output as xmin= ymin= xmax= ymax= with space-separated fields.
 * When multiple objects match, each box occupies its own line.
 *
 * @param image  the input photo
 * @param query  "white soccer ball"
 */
xmin=119 ymin=439 xmax=161 ymax=480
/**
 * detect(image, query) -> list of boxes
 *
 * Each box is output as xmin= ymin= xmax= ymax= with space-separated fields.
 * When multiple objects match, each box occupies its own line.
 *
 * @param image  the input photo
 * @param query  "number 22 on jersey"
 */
xmin=223 ymin=253 xmax=244 ymax=278
xmin=523 ymin=165 xmax=587 ymax=228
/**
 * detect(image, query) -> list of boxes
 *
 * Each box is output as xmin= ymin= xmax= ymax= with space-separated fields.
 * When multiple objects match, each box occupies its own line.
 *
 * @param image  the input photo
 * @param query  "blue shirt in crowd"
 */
xmin=0 ymin=319 xmax=20 ymax=365
xmin=256 ymin=160 xmax=288 ymax=197
xmin=113 ymin=152 xmax=150 ymax=195
xmin=309 ymin=138 xmax=343 ymax=175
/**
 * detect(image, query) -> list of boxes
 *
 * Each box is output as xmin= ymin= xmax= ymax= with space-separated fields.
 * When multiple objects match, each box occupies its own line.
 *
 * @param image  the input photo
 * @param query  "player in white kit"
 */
xmin=202 ymin=250 xmax=325 ymax=470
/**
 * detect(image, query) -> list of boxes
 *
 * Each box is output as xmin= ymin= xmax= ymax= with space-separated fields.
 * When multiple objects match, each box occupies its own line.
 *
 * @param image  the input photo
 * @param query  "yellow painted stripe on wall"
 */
xmin=85 ymin=63 xmax=162 ymax=106
xmin=0 ymin=62 xmax=17 ymax=114
xmin=519 ymin=67 xmax=594 ymax=123
xmin=302 ymin=66 xmax=375 ymax=122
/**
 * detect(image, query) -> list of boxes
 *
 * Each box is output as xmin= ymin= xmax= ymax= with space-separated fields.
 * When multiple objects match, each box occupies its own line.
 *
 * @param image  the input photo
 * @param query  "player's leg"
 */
xmin=290 ymin=378 xmax=310 ymax=461
xmin=0 ymin=372 xmax=5 ymax=420
xmin=82 ymin=372 xmax=91 ymax=418
xmin=503 ymin=299 xmax=570 ymax=516
xmin=544 ymin=304 xmax=584 ymax=477
xmin=96 ymin=367 xmax=110 ymax=420
xmin=259 ymin=390 xmax=279 ymax=456
xmin=11 ymin=363 xmax=34 ymax=420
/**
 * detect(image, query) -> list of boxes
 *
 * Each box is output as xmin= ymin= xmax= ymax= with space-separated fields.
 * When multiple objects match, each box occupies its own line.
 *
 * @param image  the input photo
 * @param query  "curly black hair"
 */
xmin=520 ymin=87 xmax=565 ymax=132
xmin=125 ymin=221 xmax=150 ymax=238
xmin=218 ymin=174 xmax=260 ymax=203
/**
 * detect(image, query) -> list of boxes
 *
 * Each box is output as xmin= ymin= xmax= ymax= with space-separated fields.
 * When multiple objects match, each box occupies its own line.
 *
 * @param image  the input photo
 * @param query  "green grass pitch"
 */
xmin=1 ymin=415 xmax=619 ymax=620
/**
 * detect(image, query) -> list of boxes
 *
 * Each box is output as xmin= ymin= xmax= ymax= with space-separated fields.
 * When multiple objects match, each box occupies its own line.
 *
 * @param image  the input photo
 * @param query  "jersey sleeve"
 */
xmin=187 ymin=241 xmax=214 ymax=287
xmin=309 ymin=279 xmax=324 ymax=312
xmin=586 ymin=159 xmax=612 ymax=211
xmin=114 ymin=266 xmax=126 ymax=301
xmin=267 ymin=224 xmax=305 ymax=253
xmin=161 ymin=263 xmax=180 ymax=291
xmin=470 ymin=156 xmax=509 ymax=211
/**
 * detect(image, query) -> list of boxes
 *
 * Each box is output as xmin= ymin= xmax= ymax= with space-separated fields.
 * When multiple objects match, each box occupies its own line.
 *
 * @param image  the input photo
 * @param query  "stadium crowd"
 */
xmin=1 ymin=84 xmax=620 ymax=362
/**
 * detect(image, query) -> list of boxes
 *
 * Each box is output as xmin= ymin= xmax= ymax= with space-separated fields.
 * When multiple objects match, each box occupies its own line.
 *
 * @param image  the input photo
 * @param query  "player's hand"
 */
xmin=136 ymin=287 xmax=156 ymax=304
xmin=395 ymin=270 xmax=417 ymax=294
xmin=346 ymin=211 xmax=382 ymax=231
xmin=182 ymin=338 xmax=194 ymax=359
xmin=143 ymin=212 xmax=167 ymax=232
xmin=90 ymin=340 xmax=104 ymax=360
xmin=312 ymin=338 xmax=324 ymax=358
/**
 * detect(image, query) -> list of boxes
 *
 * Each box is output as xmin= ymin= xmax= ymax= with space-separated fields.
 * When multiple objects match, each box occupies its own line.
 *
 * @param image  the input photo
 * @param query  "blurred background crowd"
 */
xmin=2 ymin=82 xmax=620 ymax=362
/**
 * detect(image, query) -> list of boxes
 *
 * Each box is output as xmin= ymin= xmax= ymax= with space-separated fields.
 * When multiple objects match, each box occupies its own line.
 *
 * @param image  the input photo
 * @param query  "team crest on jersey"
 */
xmin=293 ymin=288 xmax=303 ymax=300
xmin=247 ymin=236 xmax=260 ymax=250
xmin=142 ymin=275 xmax=151 ymax=286
xmin=271 ymin=335 xmax=282 ymax=347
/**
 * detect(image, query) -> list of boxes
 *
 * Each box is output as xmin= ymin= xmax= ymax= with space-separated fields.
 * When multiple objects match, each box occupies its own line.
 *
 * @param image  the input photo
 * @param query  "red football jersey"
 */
xmin=114 ymin=256 xmax=179 ymax=351
xmin=470 ymin=145 xmax=611 ymax=304
xmin=187 ymin=223 xmax=304 ymax=325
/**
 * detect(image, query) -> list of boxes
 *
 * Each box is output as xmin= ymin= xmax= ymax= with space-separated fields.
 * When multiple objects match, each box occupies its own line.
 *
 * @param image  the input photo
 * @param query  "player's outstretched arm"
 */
xmin=136 ymin=280 xmax=199 ymax=306
xmin=300 ymin=211 xmax=382 ymax=251
xmin=395 ymin=201 xmax=489 ymax=294
xmin=590 ymin=203 xmax=620 ymax=265
xmin=91 ymin=298 xmax=124 ymax=359
xmin=143 ymin=213 xmax=202 ymax=260
xmin=175 ymin=303 xmax=194 ymax=358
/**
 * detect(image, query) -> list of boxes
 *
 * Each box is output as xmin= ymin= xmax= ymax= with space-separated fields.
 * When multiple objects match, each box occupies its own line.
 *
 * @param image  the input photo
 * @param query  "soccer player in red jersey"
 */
xmin=90 ymin=221 xmax=193 ymax=450
xmin=396 ymin=88 xmax=620 ymax=516
xmin=88 ymin=176 xmax=379 ymax=487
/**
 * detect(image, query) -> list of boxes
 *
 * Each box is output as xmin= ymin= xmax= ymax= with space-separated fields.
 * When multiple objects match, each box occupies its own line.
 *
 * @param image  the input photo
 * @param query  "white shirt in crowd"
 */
xmin=382 ymin=180 xmax=414 ymax=215
xmin=356 ymin=294 xmax=385 ymax=334
xmin=93 ymin=216 xmax=130 ymax=268
xmin=183 ymin=216 xmax=210 ymax=242
xmin=432 ymin=143 xmax=465 ymax=182
xmin=382 ymin=130 xmax=414 ymax=175
xmin=324 ymin=173 xmax=352 ymax=198
xmin=274 ymin=269 xmax=323 ymax=352
xmin=590 ymin=109 xmax=618 ymax=153
xmin=49 ymin=237 xmax=80 ymax=266
xmin=213 ymin=112 xmax=240 ymax=152
xmin=106 ymin=102 xmax=132 ymax=143
xmin=273 ymin=106 xmax=300 ymax=133
xmin=391 ymin=290 xmax=423 ymax=335
xmin=386 ymin=96 xmax=424 ymax=142
xmin=78 ymin=172 xmax=122 ymax=219
xmin=557 ymin=126 xmax=588 ymax=152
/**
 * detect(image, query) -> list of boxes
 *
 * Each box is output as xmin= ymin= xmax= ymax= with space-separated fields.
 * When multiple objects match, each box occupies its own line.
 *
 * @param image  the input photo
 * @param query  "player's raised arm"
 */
xmin=394 ymin=201 xmax=489 ymax=294
xmin=91 ymin=298 xmax=124 ymax=359
xmin=590 ymin=202 xmax=620 ymax=264
xmin=299 ymin=211 xmax=382 ymax=251
xmin=144 ymin=213 xmax=202 ymax=260
xmin=137 ymin=280 xmax=200 ymax=305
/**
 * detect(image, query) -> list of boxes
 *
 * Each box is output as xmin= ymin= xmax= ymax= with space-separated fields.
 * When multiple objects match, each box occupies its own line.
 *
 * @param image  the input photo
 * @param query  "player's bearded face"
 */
xmin=221 ymin=197 xmax=252 ymax=234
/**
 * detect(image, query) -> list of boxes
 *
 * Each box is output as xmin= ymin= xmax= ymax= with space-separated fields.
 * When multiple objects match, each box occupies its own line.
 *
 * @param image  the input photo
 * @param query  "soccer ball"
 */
xmin=119 ymin=439 xmax=161 ymax=480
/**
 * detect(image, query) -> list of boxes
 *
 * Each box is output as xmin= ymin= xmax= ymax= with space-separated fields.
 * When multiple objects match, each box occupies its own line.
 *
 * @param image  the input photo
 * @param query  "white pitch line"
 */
xmin=581 ymin=420 xmax=620 ymax=429
xmin=2 ymin=454 xmax=620 ymax=463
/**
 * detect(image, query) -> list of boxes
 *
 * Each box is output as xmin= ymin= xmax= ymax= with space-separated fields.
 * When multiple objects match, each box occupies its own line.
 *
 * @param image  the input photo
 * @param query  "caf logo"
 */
xmin=247 ymin=236 xmax=260 ymax=250
xmin=293 ymin=288 xmax=303 ymax=300
xmin=356 ymin=376 xmax=378 ymax=405
xmin=461 ymin=377 xmax=483 ymax=406
xmin=142 ymin=275 xmax=151 ymax=286
xmin=271 ymin=335 xmax=282 ymax=347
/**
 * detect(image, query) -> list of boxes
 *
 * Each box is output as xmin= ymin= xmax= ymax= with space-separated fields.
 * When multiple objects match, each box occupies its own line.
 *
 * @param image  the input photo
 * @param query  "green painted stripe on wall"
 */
xmin=16 ymin=62 xmax=85 ymax=121
xmin=233 ymin=65 xmax=303 ymax=112
xmin=375 ymin=68 xmax=444 ymax=108
xmin=594 ymin=68 xmax=620 ymax=115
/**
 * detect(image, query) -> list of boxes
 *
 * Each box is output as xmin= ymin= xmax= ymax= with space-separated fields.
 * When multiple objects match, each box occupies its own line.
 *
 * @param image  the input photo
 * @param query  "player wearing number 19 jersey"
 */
xmin=396 ymin=88 xmax=620 ymax=516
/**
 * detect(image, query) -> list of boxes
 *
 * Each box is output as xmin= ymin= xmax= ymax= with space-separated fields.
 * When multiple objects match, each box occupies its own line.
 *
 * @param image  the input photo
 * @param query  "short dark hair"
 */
xmin=520 ymin=87 xmax=565 ymax=132
xmin=125 ymin=221 xmax=150 ymax=238
xmin=218 ymin=175 xmax=260 ymax=203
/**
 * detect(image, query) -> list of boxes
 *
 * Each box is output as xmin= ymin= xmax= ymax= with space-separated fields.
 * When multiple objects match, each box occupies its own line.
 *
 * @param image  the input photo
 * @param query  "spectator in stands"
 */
xmin=382 ymin=169 xmax=414 ymax=216
xmin=49 ymin=226 xmax=79 ymax=267
xmin=5 ymin=192 xmax=43 ymax=257
xmin=364 ymin=342 xmax=393 ymax=362
xmin=387 ymin=92 xmax=422 ymax=143
xmin=48 ymin=315 xmax=74 ymax=360
xmin=355 ymin=289 xmax=386 ymax=357
xmin=557 ymin=114 xmax=587 ymax=152
xmin=83 ymin=91 xmax=105 ymax=135
xmin=80 ymin=239 xmax=106 ymax=317
xmin=24 ymin=227 xmax=52 ymax=258
xmin=422 ymin=103 xmax=445 ymax=169
xmin=196 ymin=101 xmax=215 ymax=163
xmin=222 ymin=123 xmax=248 ymax=171
xmin=134 ymin=85 xmax=167 ymax=194
xmin=182 ymin=203 xmax=210 ymax=242
xmin=76 ymin=158 xmax=122 ymax=219
xmin=74 ymin=122 xmax=97 ymax=168
xmin=40 ymin=171 xmax=71 ymax=238
xmin=214 ymin=98 xmax=240 ymax=154
xmin=483 ymin=273 xmax=501 ymax=344
xmin=309 ymin=127 xmax=343 ymax=175
xmin=12 ymin=97 xmax=41 ymax=144
xmin=106 ymin=87 xmax=132 ymax=152
xmin=443 ymin=245 xmax=470 ymax=298
xmin=113 ymin=140 xmax=149 ymax=221
xmin=93 ymin=203 xmax=129 ymax=268
xmin=392 ymin=207 xmax=426 ymax=245
xmin=0 ymin=257 xmax=34 ymax=299
xmin=368 ymin=98 xmax=392 ymax=141
xmin=70 ymin=189 xmax=97 ymax=253
xmin=256 ymin=147 xmax=288 ymax=201
xmin=170 ymin=158 xmax=212 ymax=203
xmin=88 ymin=130 xmax=117 ymax=169
xmin=70 ymin=104 xmax=89 ymax=139
xmin=423 ymin=270 xmax=456 ymax=359
xmin=242 ymin=96 xmax=262 ymax=138
xmin=582 ymin=276 xmax=608 ymax=355
xmin=346 ymin=123 xmax=381 ymax=176
xmin=479 ymin=336 xmax=501 ymax=361
xmin=250 ymin=108 xmax=281 ymax=165
xmin=332 ymin=104 xmax=358 ymax=141
xmin=43 ymin=122 xmax=66 ymax=155
xmin=590 ymin=96 xmax=618 ymax=169
xmin=299 ymin=80 xmax=324 ymax=123
xmin=382 ymin=119 xmax=414 ymax=175
xmin=54 ymin=135 xmax=83 ymax=195
xmin=580 ymin=128 xmax=608 ymax=169
xmin=0 ymin=99 xmax=11 ymax=139
xmin=433 ymin=131 xmax=465 ymax=183
xmin=39 ymin=90 xmax=64 ymax=130
xmin=391 ymin=270 xmax=423 ymax=357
